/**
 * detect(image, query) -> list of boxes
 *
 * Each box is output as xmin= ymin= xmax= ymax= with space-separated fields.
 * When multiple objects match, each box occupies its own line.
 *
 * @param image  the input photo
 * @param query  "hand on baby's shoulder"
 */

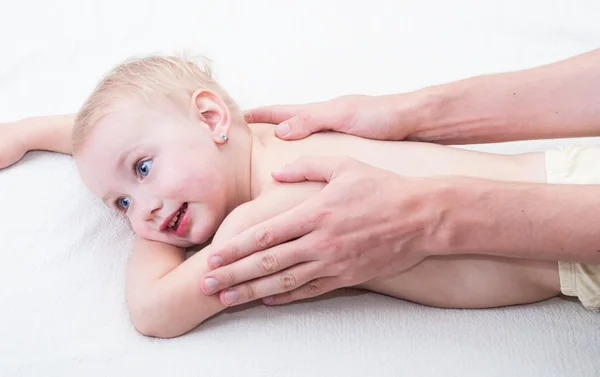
xmin=0 ymin=121 xmax=31 ymax=170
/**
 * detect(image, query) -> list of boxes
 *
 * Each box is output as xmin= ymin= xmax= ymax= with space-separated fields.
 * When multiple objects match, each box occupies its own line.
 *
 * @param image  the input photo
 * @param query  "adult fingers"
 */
xmin=201 ymin=240 xmax=310 ymax=294
xmin=243 ymin=105 xmax=303 ymax=125
xmin=218 ymin=261 xmax=328 ymax=306
xmin=271 ymin=156 xmax=356 ymax=183
xmin=273 ymin=111 xmax=330 ymax=140
xmin=206 ymin=202 xmax=317 ymax=270
xmin=261 ymin=277 xmax=340 ymax=305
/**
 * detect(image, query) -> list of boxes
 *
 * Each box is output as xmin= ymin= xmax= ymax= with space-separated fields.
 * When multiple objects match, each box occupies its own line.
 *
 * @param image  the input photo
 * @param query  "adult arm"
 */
xmin=202 ymin=157 xmax=600 ymax=306
xmin=245 ymin=49 xmax=600 ymax=144
xmin=432 ymin=176 xmax=600 ymax=263
xmin=410 ymin=48 xmax=600 ymax=144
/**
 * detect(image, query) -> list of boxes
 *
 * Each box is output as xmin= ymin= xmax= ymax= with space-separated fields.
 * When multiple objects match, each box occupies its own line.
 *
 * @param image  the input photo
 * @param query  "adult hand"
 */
xmin=201 ymin=157 xmax=442 ymax=306
xmin=244 ymin=94 xmax=429 ymax=142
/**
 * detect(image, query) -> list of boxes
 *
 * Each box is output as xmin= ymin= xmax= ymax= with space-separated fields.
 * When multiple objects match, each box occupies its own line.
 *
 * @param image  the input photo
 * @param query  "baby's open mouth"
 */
xmin=168 ymin=203 xmax=188 ymax=231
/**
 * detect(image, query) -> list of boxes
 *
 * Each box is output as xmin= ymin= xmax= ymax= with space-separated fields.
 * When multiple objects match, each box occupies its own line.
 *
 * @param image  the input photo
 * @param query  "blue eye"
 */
xmin=136 ymin=159 xmax=153 ymax=178
xmin=117 ymin=197 xmax=131 ymax=210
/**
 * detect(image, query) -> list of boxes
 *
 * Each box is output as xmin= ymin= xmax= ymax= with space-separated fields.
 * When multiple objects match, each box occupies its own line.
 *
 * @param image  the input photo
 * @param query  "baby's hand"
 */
xmin=0 ymin=121 xmax=31 ymax=169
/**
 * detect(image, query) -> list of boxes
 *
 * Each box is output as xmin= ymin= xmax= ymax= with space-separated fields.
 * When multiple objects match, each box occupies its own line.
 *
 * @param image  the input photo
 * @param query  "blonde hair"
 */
xmin=72 ymin=54 xmax=241 ymax=153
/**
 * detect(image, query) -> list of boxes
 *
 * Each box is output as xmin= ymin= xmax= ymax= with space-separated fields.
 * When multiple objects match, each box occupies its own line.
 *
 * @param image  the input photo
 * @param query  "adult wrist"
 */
xmin=396 ymin=176 xmax=466 ymax=258
xmin=423 ymin=176 xmax=599 ymax=262
xmin=402 ymin=73 xmax=521 ymax=145
xmin=420 ymin=176 xmax=498 ymax=257
xmin=383 ymin=84 xmax=459 ymax=142
xmin=414 ymin=176 xmax=462 ymax=256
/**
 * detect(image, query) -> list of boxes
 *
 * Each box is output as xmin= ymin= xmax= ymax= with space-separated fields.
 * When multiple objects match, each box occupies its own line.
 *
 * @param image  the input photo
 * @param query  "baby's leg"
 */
xmin=359 ymin=256 xmax=559 ymax=308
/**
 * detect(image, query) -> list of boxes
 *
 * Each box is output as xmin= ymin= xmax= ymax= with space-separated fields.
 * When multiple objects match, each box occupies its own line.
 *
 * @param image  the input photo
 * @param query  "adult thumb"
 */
xmin=274 ymin=112 xmax=324 ymax=141
xmin=244 ymin=105 xmax=298 ymax=125
xmin=272 ymin=156 xmax=347 ymax=183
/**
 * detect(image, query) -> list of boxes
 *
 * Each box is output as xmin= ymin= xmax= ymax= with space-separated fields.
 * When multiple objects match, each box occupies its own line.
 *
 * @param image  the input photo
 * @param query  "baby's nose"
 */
xmin=140 ymin=197 xmax=162 ymax=222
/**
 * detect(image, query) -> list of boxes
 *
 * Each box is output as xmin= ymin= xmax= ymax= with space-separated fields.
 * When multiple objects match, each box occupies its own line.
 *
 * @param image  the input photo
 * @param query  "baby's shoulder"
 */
xmin=213 ymin=183 xmax=323 ymax=243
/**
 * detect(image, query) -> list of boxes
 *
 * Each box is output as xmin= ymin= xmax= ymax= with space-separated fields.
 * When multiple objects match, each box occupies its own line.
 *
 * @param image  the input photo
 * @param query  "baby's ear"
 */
xmin=190 ymin=89 xmax=231 ymax=144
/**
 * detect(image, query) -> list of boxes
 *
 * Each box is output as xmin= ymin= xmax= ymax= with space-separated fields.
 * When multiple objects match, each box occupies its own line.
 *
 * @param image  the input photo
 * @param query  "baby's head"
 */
xmin=72 ymin=55 xmax=252 ymax=247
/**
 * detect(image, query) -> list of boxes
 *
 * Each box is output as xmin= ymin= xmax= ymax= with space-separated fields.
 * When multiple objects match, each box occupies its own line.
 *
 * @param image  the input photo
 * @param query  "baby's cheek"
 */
xmin=130 ymin=221 xmax=156 ymax=241
xmin=164 ymin=178 xmax=199 ymax=202
xmin=161 ymin=162 xmax=206 ymax=198
xmin=190 ymin=208 xmax=221 ymax=244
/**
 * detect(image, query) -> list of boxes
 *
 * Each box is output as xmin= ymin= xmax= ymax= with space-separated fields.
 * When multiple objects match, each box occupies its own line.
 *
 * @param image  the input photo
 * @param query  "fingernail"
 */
xmin=209 ymin=256 xmax=223 ymax=269
xmin=275 ymin=122 xmax=290 ymax=136
xmin=224 ymin=290 xmax=239 ymax=305
xmin=263 ymin=296 xmax=275 ymax=305
xmin=204 ymin=278 xmax=218 ymax=294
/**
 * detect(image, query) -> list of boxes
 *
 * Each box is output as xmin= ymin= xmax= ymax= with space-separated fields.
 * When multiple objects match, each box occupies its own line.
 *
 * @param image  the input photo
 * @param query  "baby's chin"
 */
xmin=160 ymin=232 xmax=212 ymax=249
xmin=139 ymin=233 xmax=199 ymax=249
xmin=170 ymin=239 xmax=196 ymax=248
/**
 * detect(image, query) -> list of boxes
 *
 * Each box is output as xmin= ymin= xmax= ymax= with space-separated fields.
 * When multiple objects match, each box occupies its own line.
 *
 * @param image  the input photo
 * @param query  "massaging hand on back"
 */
xmin=200 ymin=93 xmax=447 ymax=306
xmin=244 ymin=94 xmax=423 ymax=142
xmin=203 ymin=156 xmax=438 ymax=306
xmin=201 ymin=48 xmax=600 ymax=307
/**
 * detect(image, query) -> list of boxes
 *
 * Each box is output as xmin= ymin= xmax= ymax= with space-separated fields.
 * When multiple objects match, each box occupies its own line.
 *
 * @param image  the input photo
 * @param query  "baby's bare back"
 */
xmin=251 ymin=122 xmax=546 ymax=184
xmin=361 ymin=255 xmax=558 ymax=308
xmin=250 ymin=124 xmax=559 ymax=308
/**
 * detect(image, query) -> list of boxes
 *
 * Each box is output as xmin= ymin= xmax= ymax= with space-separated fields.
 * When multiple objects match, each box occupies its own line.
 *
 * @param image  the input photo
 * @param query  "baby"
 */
xmin=1 ymin=55 xmax=569 ymax=338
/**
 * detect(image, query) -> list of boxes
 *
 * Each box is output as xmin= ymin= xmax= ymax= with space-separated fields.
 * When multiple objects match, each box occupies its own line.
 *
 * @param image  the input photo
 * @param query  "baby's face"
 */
xmin=75 ymin=101 xmax=229 ymax=248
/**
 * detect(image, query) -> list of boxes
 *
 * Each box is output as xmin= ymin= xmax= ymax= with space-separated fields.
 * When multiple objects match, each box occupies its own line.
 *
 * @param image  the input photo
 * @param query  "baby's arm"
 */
xmin=126 ymin=236 xmax=226 ymax=338
xmin=126 ymin=198 xmax=274 ymax=338
xmin=0 ymin=114 xmax=74 ymax=169
xmin=16 ymin=114 xmax=74 ymax=155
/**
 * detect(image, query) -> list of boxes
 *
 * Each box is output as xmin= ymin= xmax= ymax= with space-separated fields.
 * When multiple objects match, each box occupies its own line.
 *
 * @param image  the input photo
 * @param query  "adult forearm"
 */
xmin=405 ymin=49 xmax=600 ymax=144
xmin=431 ymin=178 xmax=600 ymax=263
xmin=20 ymin=114 xmax=75 ymax=155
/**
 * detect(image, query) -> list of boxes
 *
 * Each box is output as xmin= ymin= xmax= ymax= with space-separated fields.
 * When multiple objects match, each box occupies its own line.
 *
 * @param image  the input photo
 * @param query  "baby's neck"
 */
xmin=226 ymin=123 xmax=283 ymax=213
xmin=223 ymin=123 xmax=274 ymax=213
xmin=248 ymin=133 xmax=270 ymax=199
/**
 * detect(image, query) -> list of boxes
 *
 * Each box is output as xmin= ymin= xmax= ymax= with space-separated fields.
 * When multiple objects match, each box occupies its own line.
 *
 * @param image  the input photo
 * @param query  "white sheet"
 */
xmin=1 ymin=1 xmax=599 ymax=376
